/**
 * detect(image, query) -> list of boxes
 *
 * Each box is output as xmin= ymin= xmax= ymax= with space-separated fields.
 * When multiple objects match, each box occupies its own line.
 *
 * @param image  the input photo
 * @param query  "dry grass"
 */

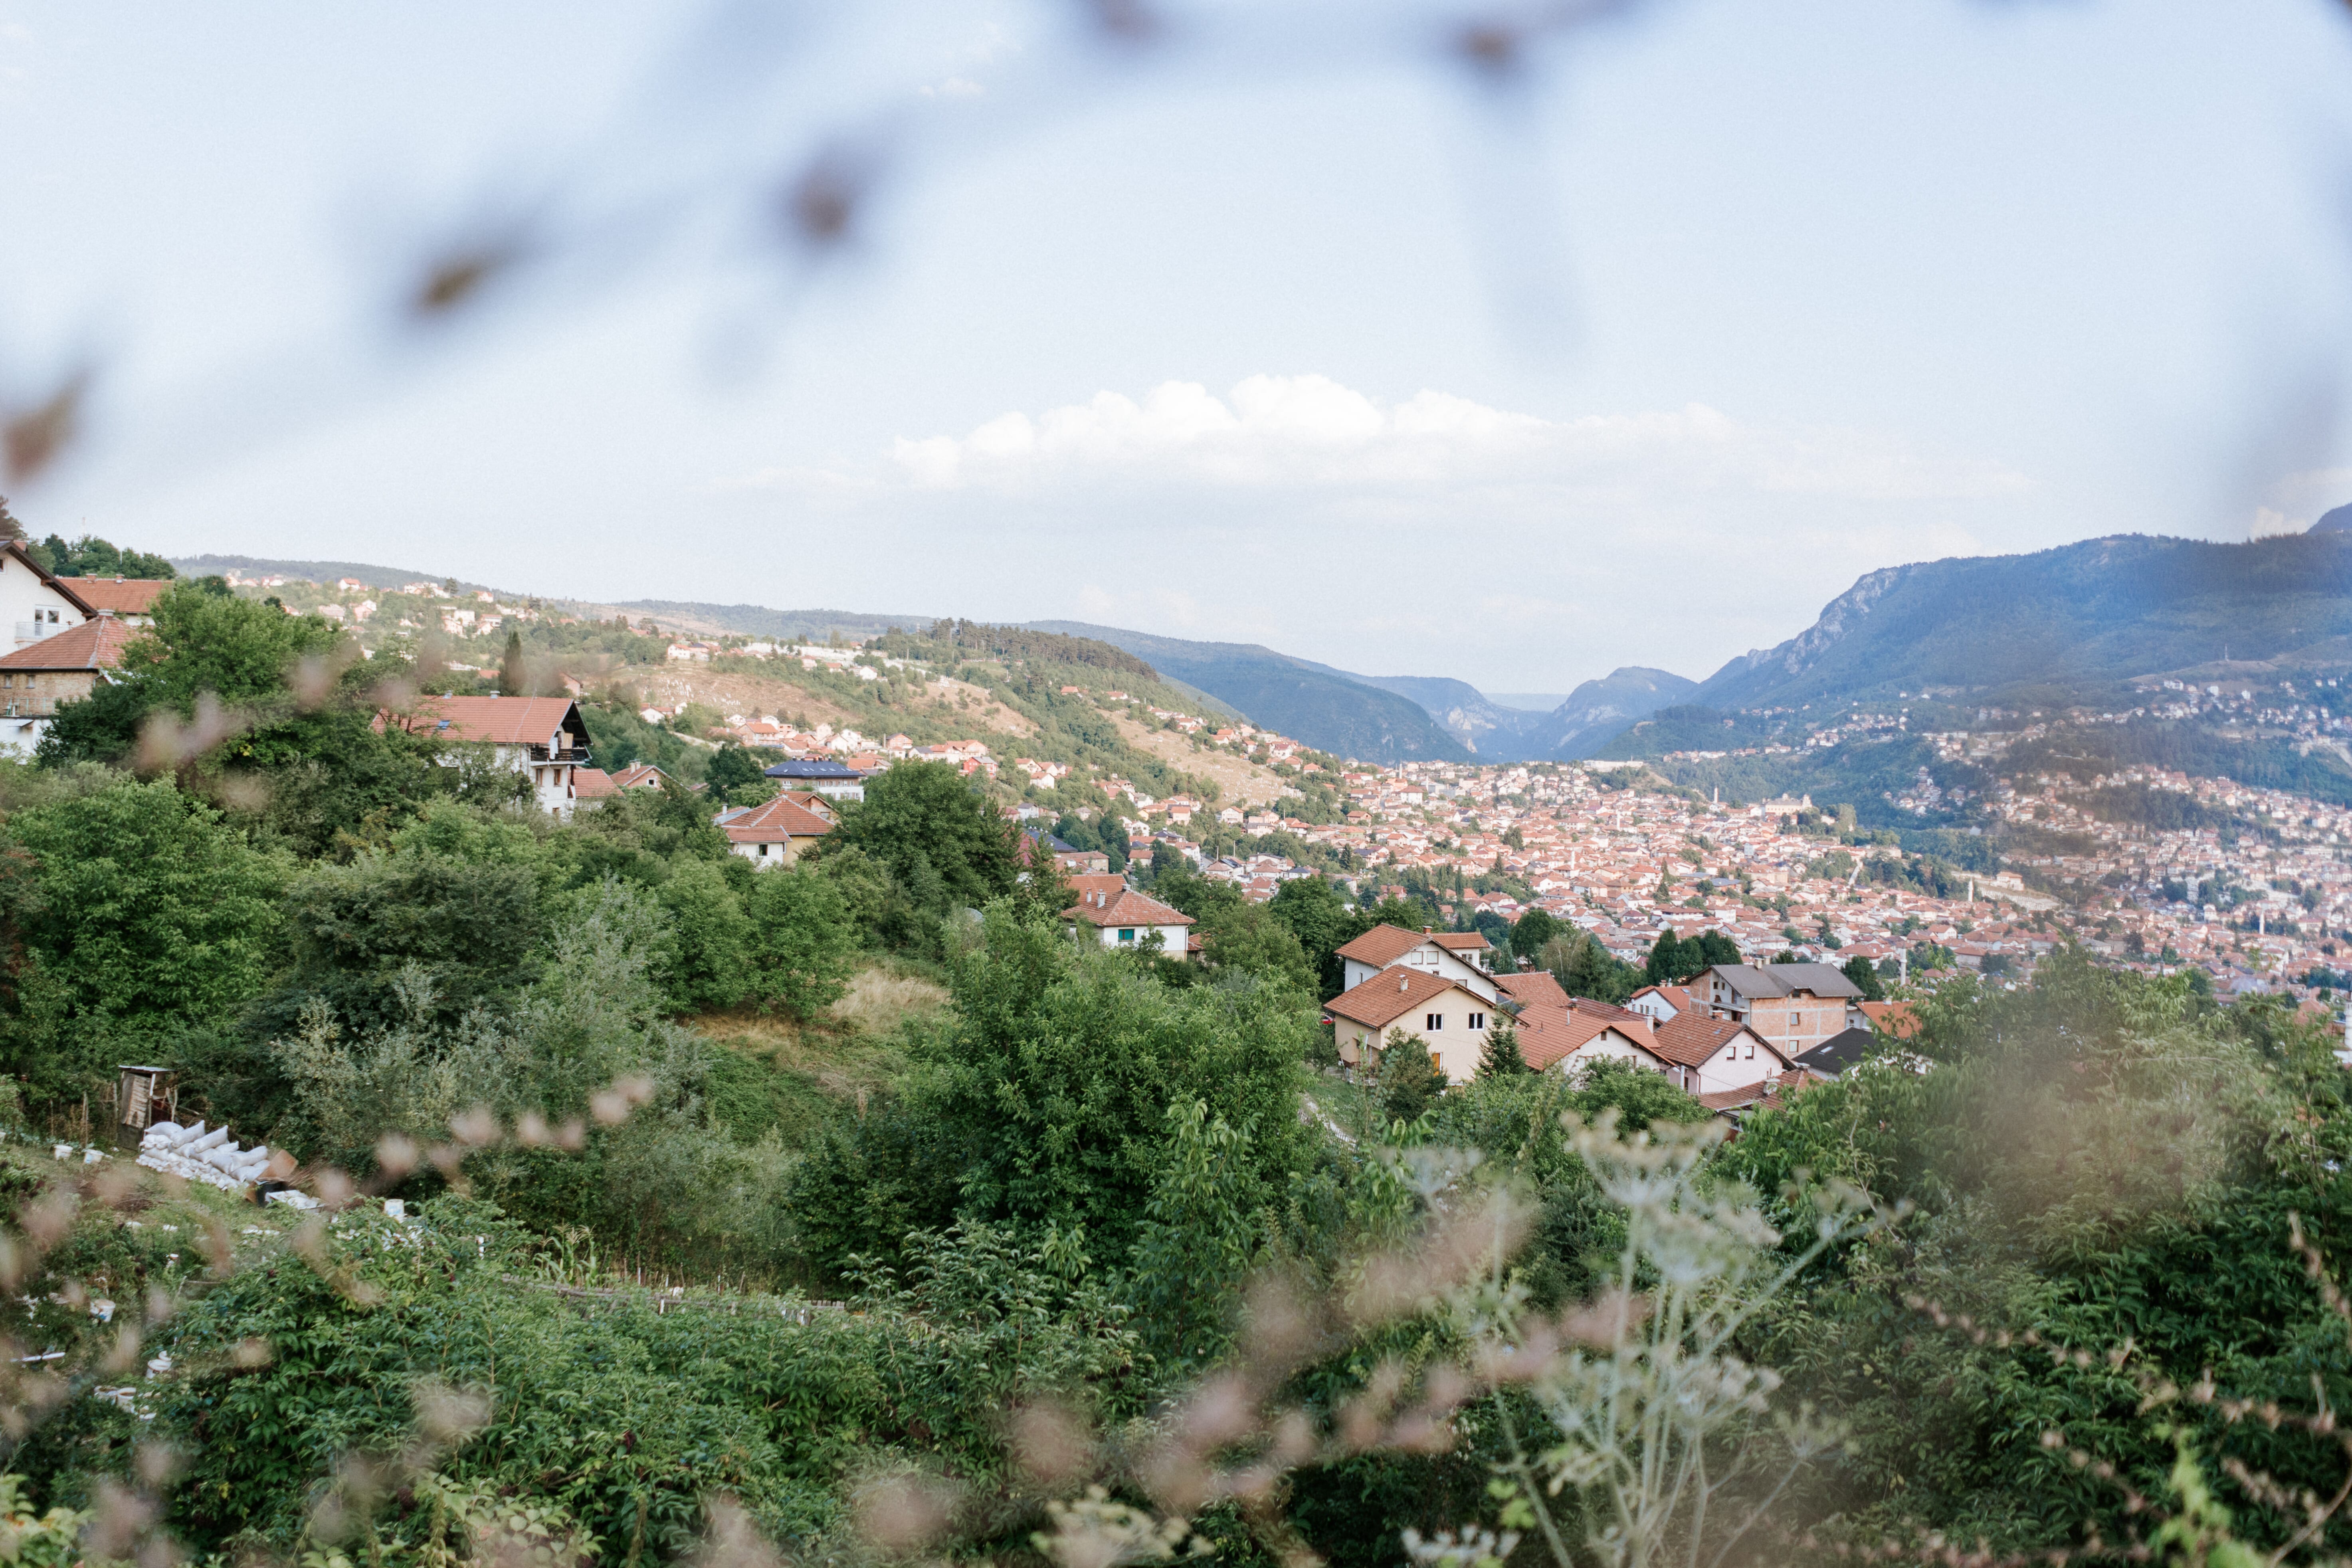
xmin=689 ymin=960 xmax=951 ymax=1105
xmin=1110 ymin=712 xmax=1295 ymax=807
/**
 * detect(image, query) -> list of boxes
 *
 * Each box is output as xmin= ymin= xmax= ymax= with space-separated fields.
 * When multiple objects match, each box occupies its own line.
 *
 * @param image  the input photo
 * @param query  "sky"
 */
xmin=4 ymin=0 xmax=2352 ymax=694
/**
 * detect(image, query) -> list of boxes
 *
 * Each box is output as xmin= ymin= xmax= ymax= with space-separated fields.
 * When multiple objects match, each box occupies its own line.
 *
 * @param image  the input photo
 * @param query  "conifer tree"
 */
xmin=1477 ymin=1017 xmax=1530 ymax=1078
xmin=498 ymin=630 xmax=527 ymax=695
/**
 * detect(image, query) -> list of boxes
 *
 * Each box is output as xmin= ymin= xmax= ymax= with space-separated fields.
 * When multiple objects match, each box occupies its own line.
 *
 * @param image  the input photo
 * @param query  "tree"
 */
xmin=823 ymin=760 xmax=1019 ymax=921
xmin=0 ymin=493 xmax=21 ymax=543
xmin=1544 ymin=930 xmax=1638 ymax=1004
xmin=655 ymin=857 xmax=751 ymax=1013
xmin=1841 ymin=953 xmax=1886 ymax=1000
xmin=1267 ymin=875 xmax=1353 ymax=996
xmin=1643 ymin=930 xmax=1694 ymax=987
xmin=1376 ymin=1028 xmax=1445 ymax=1122
xmin=1477 ymin=1017 xmax=1530 ymax=1078
xmin=742 ymin=865 xmax=857 ymax=1017
xmin=2 ymin=778 xmax=287 ymax=1042
xmin=1511 ymin=907 xmax=1560 ymax=964
xmin=498 ymin=629 xmax=527 ymax=695
xmin=703 ymin=743 xmax=774 ymax=807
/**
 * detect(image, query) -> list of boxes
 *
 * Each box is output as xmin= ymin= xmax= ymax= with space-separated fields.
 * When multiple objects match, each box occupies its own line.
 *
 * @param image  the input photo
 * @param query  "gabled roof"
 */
xmin=1326 ymin=966 xmax=1478 ymax=1031
xmin=1067 ymin=873 xmax=1128 ymax=904
xmin=1335 ymin=924 xmax=1434 ymax=968
xmin=611 ymin=762 xmax=670 ymax=790
xmin=572 ymin=768 xmax=617 ymax=800
xmin=1431 ymin=932 xmax=1489 ymax=954
xmin=1511 ymin=1002 xmax=1666 ymax=1073
xmin=713 ymin=794 xmax=837 ymax=843
xmin=0 ymin=543 xmax=97 ymax=617
xmin=394 ymin=696 xmax=588 ymax=748
xmin=1627 ymin=983 xmax=1697 ymax=1015
xmin=1064 ymin=886 xmax=1194 ymax=929
xmin=0 ymin=617 xmax=137 ymax=672
xmin=57 ymin=576 xmax=171 ymax=616
xmin=1494 ymin=970 xmax=1570 ymax=1010
xmin=1705 ymin=962 xmax=1862 ymax=1001
xmin=1792 ymin=1027 xmax=1877 ymax=1078
xmin=1649 ymin=1011 xmax=1789 ymax=1071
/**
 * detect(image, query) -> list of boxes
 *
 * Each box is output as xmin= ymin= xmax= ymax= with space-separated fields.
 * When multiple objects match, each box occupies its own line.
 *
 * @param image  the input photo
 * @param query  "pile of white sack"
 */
xmin=137 ymin=1121 xmax=276 ymax=1192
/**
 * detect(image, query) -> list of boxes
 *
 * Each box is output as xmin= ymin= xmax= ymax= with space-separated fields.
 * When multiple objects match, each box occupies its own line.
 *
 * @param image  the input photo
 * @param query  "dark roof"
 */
xmin=1792 ymin=1027 xmax=1877 ymax=1078
xmin=764 ymin=758 xmax=865 ymax=779
xmin=1705 ymin=962 xmax=1862 ymax=1001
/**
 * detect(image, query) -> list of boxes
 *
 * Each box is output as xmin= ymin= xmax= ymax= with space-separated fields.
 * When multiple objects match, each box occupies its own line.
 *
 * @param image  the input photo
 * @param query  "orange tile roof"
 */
xmin=0 ymin=617 xmax=138 ymax=671
xmin=715 ymin=794 xmax=837 ymax=843
xmin=611 ymin=763 xmax=670 ymax=790
xmin=1431 ymin=932 xmax=1489 ymax=953
xmin=1860 ymin=1000 xmax=1920 ymax=1039
xmin=1066 ymin=873 xmax=1128 ymax=905
xmin=57 ymin=577 xmax=170 ymax=616
xmin=1064 ymin=886 xmax=1194 ymax=929
xmin=572 ymin=768 xmax=617 ymax=800
xmin=394 ymin=696 xmax=586 ymax=747
xmin=1648 ymin=1012 xmax=1786 ymax=1071
xmin=1510 ymin=1002 xmax=1662 ymax=1073
xmin=1327 ymin=966 xmax=1476 ymax=1032
xmin=1335 ymin=924 xmax=1431 ymax=968
xmin=1495 ymin=970 xmax=1569 ymax=1009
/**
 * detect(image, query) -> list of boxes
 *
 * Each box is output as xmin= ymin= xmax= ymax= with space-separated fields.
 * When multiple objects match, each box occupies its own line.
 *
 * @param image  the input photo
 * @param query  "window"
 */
xmin=1425 ymin=1013 xmax=1444 ymax=1031
xmin=1468 ymin=1012 xmax=1485 ymax=1030
xmin=1117 ymin=928 xmax=1135 ymax=942
xmin=1745 ymin=1042 xmax=1754 ymax=1058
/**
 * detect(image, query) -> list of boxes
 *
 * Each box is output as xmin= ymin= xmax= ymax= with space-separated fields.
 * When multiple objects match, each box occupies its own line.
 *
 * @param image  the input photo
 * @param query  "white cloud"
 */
xmin=863 ymin=374 xmax=2030 ymax=503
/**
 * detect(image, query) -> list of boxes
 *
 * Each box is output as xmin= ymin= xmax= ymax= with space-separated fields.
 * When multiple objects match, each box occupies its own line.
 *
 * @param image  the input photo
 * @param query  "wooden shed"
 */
xmin=115 ymin=1065 xmax=178 ymax=1148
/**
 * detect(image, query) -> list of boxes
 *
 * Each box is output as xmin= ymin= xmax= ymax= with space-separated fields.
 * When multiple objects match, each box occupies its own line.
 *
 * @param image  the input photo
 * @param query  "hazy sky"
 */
xmin=5 ymin=0 xmax=2352 ymax=692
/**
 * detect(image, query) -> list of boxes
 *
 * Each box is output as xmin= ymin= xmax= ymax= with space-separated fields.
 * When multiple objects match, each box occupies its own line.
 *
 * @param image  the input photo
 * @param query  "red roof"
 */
xmin=1860 ymin=1000 xmax=1921 ymax=1039
xmin=1432 ymin=932 xmax=1489 ymax=953
xmin=57 ymin=577 xmax=170 ymax=616
xmin=1327 ymin=966 xmax=1475 ymax=1031
xmin=392 ymin=696 xmax=586 ymax=748
xmin=572 ymin=768 xmax=618 ymax=800
xmin=1064 ymin=886 xmax=1194 ymax=930
xmin=1647 ymin=1012 xmax=1785 ymax=1071
xmin=1335 ymin=924 xmax=1432 ymax=968
xmin=0 ymin=617 xmax=138 ymax=671
xmin=714 ymin=794 xmax=837 ymax=843
xmin=1510 ymin=1002 xmax=1663 ymax=1073
xmin=611 ymin=763 xmax=670 ymax=790
xmin=1495 ymin=970 xmax=1570 ymax=1009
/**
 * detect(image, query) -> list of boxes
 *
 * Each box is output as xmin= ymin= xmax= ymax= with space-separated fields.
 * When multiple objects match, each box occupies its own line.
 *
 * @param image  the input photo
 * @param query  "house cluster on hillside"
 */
xmin=1319 ymin=921 xmax=1900 ymax=1118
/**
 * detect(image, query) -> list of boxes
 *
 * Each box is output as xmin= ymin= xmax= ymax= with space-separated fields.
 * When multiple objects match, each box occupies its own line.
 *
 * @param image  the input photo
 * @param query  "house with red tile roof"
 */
xmin=1064 ymin=883 xmax=1195 ymax=957
xmin=1645 ymin=1010 xmax=1793 ymax=1096
xmin=56 ymin=576 xmax=170 ymax=622
xmin=0 ymin=542 xmax=101 ymax=659
xmin=1623 ymin=983 xmax=1699 ymax=1026
xmin=1326 ymin=966 xmax=1498 ymax=1083
xmin=1335 ymin=924 xmax=1501 ymax=1002
xmin=1509 ymin=1000 xmax=1668 ymax=1077
xmin=0 ymin=616 xmax=138 ymax=756
xmin=712 ymin=793 xmax=837 ymax=868
xmin=384 ymin=695 xmax=593 ymax=816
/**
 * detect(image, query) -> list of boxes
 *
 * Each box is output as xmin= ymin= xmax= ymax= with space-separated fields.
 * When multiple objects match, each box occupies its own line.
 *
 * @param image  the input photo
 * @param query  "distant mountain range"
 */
xmin=179 ymin=529 xmax=2352 ymax=770
xmin=1685 ymin=532 xmax=2352 ymax=713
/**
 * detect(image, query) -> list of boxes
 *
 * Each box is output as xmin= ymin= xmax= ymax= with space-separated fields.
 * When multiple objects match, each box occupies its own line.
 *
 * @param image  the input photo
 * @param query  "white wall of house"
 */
xmin=729 ymin=838 xmax=815 ymax=870
xmin=0 ymin=555 xmax=85 ymax=649
xmin=1335 ymin=992 xmax=1496 ymax=1084
xmin=1679 ymin=1031 xmax=1787 ymax=1095
xmin=0 ymin=715 xmax=46 ymax=758
xmin=1082 ymin=920 xmax=1192 ymax=952
xmin=439 ymin=744 xmax=579 ymax=816
xmin=1341 ymin=944 xmax=1500 ymax=1003
xmin=1543 ymin=1027 xmax=1665 ymax=1076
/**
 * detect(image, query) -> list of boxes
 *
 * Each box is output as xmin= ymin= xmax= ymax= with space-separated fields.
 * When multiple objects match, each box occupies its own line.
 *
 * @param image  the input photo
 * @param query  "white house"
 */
xmin=1646 ymin=1012 xmax=1794 ymax=1096
xmin=712 ymin=792 xmax=837 ymax=868
xmin=0 ymin=543 xmax=98 ymax=651
xmin=1326 ymin=966 xmax=1496 ymax=1084
xmin=1063 ymin=877 xmax=1195 ymax=956
xmin=386 ymin=695 xmax=594 ymax=816
xmin=1334 ymin=923 xmax=1500 ymax=1003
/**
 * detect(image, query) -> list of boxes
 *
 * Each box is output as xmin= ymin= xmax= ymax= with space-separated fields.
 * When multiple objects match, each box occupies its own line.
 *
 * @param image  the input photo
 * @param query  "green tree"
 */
xmin=741 ymin=865 xmax=857 ymax=1018
xmin=497 ymin=629 xmax=527 ymax=695
xmin=2 ymin=778 xmax=287 ymax=1048
xmin=1267 ymin=874 xmax=1353 ymax=992
xmin=1544 ymin=930 xmax=1639 ymax=1004
xmin=822 ymin=760 xmax=1019 ymax=921
xmin=1512 ymin=907 xmax=1560 ymax=964
xmin=655 ymin=857 xmax=750 ymax=1013
xmin=703 ymin=743 xmax=774 ymax=807
xmin=1477 ymin=1017 xmax=1530 ymax=1078
xmin=1376 ymin=1028 xmax=1445 ymax=1122
xmin=1841 ymin=953 xmax=1886 ymax=1000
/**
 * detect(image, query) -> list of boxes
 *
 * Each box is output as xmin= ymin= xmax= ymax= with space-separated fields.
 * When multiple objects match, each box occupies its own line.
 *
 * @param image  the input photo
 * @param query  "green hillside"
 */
xmin=1029 ymin=621 xmax=1471 ymax=764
